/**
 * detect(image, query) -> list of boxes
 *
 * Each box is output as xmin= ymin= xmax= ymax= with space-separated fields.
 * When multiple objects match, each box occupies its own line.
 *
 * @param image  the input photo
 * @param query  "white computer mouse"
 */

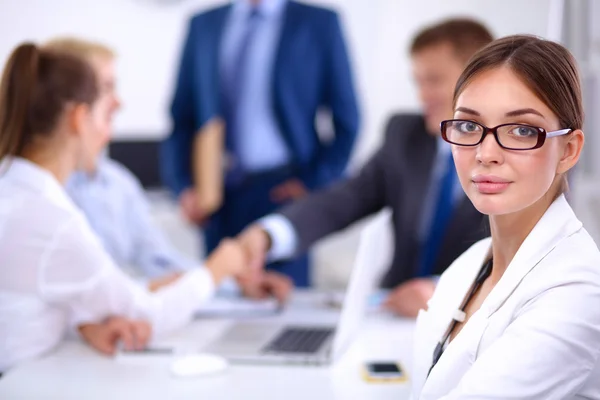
xmin=170 ymin=354 xmax=229 ymax=378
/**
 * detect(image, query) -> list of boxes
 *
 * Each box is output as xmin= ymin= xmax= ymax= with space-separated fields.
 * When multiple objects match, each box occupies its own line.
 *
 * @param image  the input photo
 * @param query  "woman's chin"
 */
xmin=468 ymin=192 xmax=514 ymax=216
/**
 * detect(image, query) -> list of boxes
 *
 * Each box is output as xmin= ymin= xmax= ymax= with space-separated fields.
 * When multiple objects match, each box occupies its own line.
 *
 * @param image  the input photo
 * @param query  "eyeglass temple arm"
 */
xmin=546 ymin=128 xmax=572 ymax=138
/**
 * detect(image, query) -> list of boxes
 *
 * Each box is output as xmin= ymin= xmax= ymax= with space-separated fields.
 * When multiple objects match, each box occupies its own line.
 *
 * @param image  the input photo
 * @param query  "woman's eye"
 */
xmin=457 ymin=122 xmax=480 ymax=133
xmin=510 ymin=126 xmax=538 ymax=137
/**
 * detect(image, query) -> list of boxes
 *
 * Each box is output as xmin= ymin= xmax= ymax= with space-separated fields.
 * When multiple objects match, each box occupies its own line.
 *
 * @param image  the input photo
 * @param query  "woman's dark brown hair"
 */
xmin=0 ymin=43 xmax=98 ymax=161
xmin=453 ymin=34 xmax=584 ymax=131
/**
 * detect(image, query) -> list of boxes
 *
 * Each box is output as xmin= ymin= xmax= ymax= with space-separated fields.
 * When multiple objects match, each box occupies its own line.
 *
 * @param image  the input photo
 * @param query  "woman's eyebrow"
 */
xmin=455 ymin=107 xmax=480 ymax=115
xmin=504 ymin=108 xmax=546 ymax=119
xmin=455 ymin=107 xmax=547 ymax=120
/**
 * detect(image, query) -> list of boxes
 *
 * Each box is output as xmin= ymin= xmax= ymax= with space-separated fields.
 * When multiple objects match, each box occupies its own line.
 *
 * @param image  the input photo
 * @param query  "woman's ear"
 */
xmin=557 ymin=129 xmax=584 ymax=175
xmin=65 ymin=103 xmax=90 ymax=138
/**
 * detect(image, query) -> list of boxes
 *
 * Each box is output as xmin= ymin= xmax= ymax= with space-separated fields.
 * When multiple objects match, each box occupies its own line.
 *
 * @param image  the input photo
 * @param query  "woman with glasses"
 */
xmin=410 ymin=35 xmax=600 ymax=399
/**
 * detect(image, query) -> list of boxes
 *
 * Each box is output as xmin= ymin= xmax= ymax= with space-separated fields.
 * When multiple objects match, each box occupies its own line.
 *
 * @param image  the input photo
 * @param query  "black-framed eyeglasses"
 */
xmin=440 ymin=119 xmax=572 ymax=150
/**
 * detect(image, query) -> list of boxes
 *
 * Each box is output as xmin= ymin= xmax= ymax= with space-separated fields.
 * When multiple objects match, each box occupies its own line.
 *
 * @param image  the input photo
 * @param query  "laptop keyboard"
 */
xmin=262 ymin=327 xmax=334 ymax=354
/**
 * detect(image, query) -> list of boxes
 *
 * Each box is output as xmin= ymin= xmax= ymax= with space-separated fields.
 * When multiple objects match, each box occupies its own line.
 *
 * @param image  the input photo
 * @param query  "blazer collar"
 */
xmin=481 ymin=195 xmax=582 ymax=316
xmin=272 ymin=1 xmax=301 ymax=71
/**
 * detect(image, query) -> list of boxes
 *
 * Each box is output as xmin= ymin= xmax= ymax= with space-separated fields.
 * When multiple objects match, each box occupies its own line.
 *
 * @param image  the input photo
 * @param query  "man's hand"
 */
xmin=179 ymin=188 xmax=207 ymax=224
xmin=270 ymin=179 xmax=308 ymax=203
xmin=78 ymin=316 xmax=151 ymax=355
xmin=237 ymin=271 xmax=294 ymax=304
xmin=237 ymin=224 xmax=271 ymax=273
xmin=205 ymin=238 xmax=248 ymax=284
xmin=383 ymin=278 xmax=437 ymax=318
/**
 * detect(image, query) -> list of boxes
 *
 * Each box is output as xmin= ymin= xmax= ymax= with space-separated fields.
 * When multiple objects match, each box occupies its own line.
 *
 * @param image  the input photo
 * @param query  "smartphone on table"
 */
xmin=362 ymin=361 xmax=407 ymax=383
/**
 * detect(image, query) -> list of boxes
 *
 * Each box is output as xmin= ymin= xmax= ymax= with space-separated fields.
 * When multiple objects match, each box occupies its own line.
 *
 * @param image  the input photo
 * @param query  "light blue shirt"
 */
xmin=66 ymin=159 xmax=197 ymax=279
xmin=220 ymin=0 xmax=291 ymax=171
xmin=261 ymin=137 xmax=464 ymax=262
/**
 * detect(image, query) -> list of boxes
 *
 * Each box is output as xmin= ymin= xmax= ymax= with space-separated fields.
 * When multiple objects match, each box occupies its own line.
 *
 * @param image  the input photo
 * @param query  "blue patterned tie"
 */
xmin=222 ymin=8 xmax=262 ymax=186
xmin=418 ymin=153 xmax=457 ymax=277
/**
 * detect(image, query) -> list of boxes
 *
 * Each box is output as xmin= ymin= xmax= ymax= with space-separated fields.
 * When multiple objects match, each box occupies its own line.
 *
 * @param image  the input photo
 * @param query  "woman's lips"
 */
xmin=472 ymin=175 xmax=512 ymax=194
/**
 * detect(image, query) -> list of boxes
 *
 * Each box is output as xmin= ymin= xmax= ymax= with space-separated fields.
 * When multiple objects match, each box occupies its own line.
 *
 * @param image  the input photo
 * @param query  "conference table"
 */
xmin=0 ymin=291 xmax=416 ymax=400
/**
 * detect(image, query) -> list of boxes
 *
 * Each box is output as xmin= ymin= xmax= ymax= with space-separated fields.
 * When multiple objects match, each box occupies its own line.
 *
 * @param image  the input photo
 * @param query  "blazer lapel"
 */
xmin=402 ymin=130 xmax=437 ymax=277
xmin=271 ymin=1 xmax=301 ymax=154
xmin=414 ymin=238 xmax=492 ymax=399
xmin=196 ymin=5 xmax=231 ymax=123
xmin=482 ymin=195 xmax=582 ymax=316
xmin=273 ymin=1 xmax=301 ymax=63
xmin=433 ymin=237 xmax=492 ymax=336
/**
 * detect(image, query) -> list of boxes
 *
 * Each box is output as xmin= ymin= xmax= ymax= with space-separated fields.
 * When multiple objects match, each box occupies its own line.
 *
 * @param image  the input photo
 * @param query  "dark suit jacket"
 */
xmin=161 ymin=1 xmax=360 ymax=197
xmin=281 ymin=114 xmax=488 ymax=288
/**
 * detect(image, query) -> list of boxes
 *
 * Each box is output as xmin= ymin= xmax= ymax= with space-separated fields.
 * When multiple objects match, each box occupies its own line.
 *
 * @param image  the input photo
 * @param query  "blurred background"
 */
xmin=2 ymin=0 xmax=599 ymax=287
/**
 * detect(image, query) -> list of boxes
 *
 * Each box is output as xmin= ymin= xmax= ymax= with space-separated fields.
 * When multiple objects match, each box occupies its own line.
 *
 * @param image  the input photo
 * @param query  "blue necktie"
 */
xmin=418 ymin=153 xmax=457 ymax=277
xmin=222 ymin=9 xmax=262 ymax=186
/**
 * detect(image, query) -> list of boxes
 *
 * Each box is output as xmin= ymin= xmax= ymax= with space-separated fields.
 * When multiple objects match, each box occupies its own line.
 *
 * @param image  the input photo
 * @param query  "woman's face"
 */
xmin=452 ymin=66 xmax=573 ymax=216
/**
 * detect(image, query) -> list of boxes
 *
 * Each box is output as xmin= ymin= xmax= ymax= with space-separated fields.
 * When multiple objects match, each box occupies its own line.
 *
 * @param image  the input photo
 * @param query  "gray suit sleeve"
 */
xmin=280 ymin=116 xmax=405 ymax=255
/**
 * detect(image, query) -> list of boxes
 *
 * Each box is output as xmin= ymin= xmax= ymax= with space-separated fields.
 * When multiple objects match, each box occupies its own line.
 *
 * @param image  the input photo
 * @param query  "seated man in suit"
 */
xmin=237 ymin=19 xmax=494 ymax=317
xmin=46 ymin=37 xmax=291 ymax=300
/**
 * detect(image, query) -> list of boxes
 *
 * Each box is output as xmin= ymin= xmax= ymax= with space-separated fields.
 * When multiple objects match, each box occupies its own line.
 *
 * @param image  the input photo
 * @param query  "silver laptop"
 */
xmin=203 ymin=210 xmax=391 ymax=366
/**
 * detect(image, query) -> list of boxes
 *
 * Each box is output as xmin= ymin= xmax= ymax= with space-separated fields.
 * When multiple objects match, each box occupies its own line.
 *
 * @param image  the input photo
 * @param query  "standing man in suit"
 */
xmin=161 ymin=0 xmax=360 ymax=287
xmin=237 ymin=19 xmax=494 ymax=317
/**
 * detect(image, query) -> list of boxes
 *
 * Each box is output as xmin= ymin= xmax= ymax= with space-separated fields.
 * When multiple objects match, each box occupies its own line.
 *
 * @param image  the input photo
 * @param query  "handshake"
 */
xmin=204 ymin=225 xmax=293 ymax=303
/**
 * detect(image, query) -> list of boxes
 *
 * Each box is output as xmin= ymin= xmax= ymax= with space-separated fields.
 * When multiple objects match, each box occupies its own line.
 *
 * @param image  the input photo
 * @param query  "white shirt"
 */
xmin=410 ymin=195 xmax=600 ymax=399
xmin=0 ymin=158 xmax=216 ymax=372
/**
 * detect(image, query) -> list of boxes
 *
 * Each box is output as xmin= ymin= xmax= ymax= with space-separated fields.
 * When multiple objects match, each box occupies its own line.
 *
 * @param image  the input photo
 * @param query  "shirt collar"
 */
xmin=232 ymin=0 xmax=287 ymax=18
xmin=1 ymin=157 xmax=77 ymax=211
xmin=68 ymin=157 xmax=110 ymax=187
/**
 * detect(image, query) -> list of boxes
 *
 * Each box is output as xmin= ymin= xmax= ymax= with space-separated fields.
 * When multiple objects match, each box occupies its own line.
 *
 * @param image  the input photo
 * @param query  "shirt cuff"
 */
xmin=258 ymin=214 xmax=298 ymax=262
xmin=181 ymin=267 xmax=217 ymax=306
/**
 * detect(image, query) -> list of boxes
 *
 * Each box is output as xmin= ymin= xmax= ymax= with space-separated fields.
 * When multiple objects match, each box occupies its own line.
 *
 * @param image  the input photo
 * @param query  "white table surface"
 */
xmin=0 ymin=291 xmax=415 ymax=400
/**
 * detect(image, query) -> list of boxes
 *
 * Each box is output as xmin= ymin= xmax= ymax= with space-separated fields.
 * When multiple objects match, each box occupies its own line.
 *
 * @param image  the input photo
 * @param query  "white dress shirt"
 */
xmin=0 ymin=158 xmax=216 ymax=372
xmin=410 ymin=195 xmax=600 ymax=399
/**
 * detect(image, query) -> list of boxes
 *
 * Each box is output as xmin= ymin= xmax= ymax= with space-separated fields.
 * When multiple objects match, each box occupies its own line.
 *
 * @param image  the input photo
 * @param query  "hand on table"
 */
xmin=237 ymin=271 xmax=294 ymax=305
xmin=382 ymin=278 xmax=437 ymax=318
xmin=79 ymin=316 xmax=151 ymax=355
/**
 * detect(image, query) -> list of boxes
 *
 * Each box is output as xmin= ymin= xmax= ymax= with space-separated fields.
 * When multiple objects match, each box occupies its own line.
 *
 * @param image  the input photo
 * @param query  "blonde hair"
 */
xmin=43 ymin=37 xmax=115 ymax=62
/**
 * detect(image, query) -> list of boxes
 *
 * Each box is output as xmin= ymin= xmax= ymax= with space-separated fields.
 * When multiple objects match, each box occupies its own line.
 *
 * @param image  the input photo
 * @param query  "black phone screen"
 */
xmin=367 ymin=363 xmax=402 ymax=374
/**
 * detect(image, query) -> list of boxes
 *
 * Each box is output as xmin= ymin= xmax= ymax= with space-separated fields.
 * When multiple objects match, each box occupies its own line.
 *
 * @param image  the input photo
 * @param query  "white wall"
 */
xmin=0 ymin=0 xmax=551 ymax=164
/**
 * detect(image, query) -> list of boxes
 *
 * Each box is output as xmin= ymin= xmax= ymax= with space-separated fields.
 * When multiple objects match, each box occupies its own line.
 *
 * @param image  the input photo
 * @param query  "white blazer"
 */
xmin=410 ymin=195 xmax=600 ymax=400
